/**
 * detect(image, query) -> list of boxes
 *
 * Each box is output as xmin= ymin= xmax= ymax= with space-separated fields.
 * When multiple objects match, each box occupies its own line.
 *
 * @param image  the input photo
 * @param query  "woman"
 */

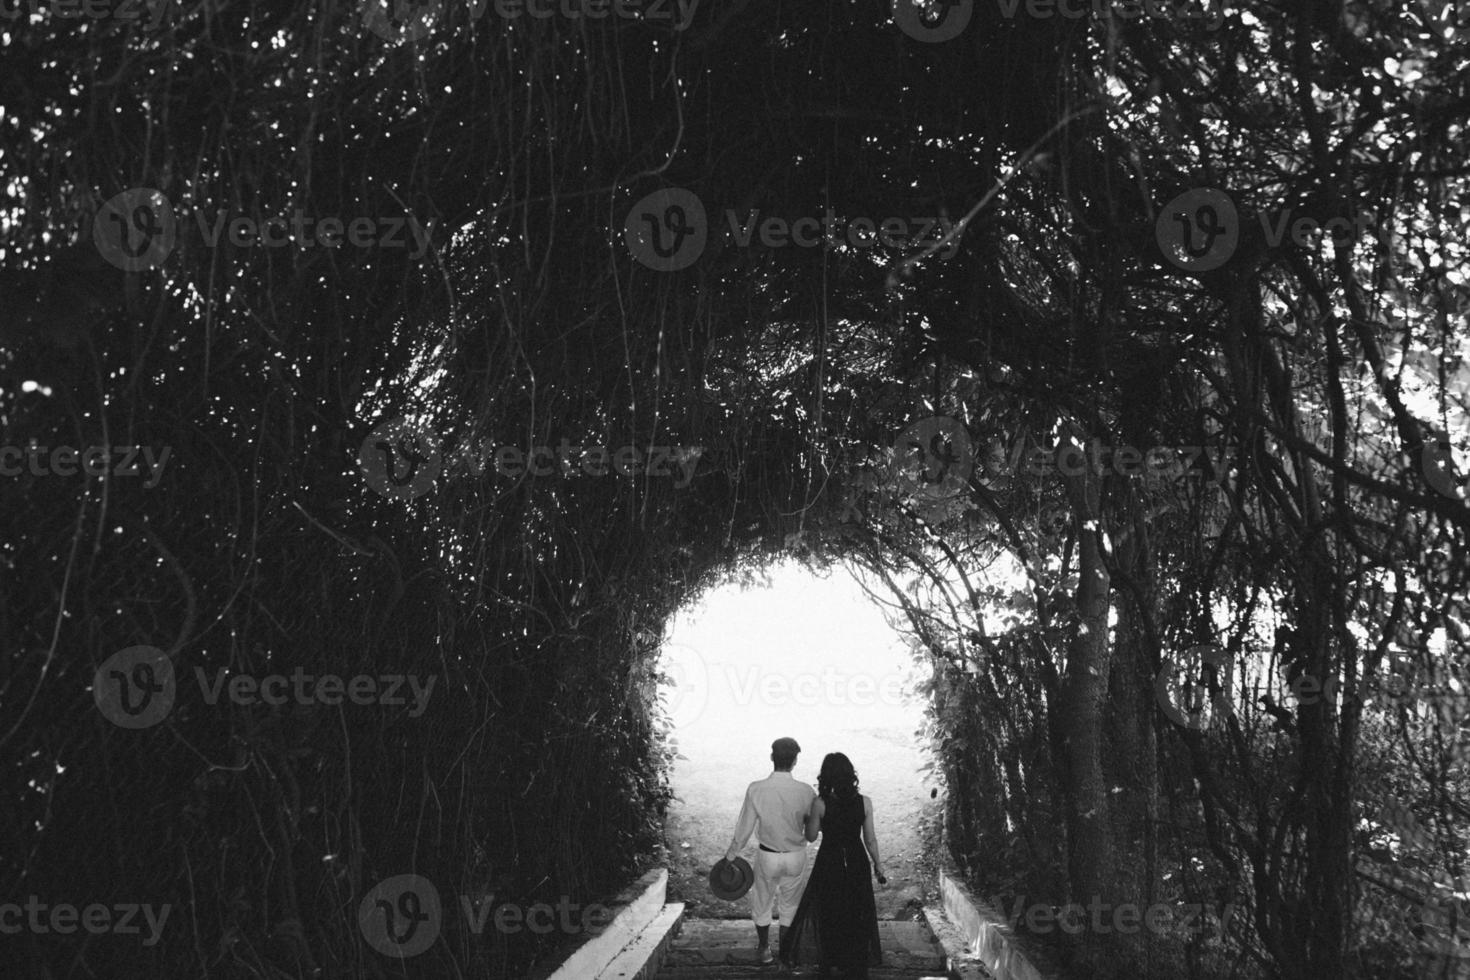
xmin=780 ymin=752 xmax=886 ymax=977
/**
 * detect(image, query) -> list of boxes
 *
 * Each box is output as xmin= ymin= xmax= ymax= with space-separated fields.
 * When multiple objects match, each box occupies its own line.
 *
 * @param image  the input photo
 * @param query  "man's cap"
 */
xmin=772 ymin=737 xmax=800 ymax=756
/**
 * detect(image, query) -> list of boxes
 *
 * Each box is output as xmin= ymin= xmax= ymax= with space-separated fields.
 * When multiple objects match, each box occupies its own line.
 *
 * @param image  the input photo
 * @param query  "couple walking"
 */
xmin=710 ymin=737 xmax=886 ymax=976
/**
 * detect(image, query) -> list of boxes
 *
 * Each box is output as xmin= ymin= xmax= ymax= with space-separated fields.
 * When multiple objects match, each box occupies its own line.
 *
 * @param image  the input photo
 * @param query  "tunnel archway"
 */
xmin=656 ymin=557 xmax=940 ymax=919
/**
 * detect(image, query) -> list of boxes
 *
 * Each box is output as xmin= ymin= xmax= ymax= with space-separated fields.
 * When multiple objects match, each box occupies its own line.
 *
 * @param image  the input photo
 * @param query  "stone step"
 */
xmin=600 ymin=903 xmax=687 ymax=980
xmin=654 ymin=918 xmax=953 ymax=979
xmin=656 ymin=970 xmax=949 ymax=979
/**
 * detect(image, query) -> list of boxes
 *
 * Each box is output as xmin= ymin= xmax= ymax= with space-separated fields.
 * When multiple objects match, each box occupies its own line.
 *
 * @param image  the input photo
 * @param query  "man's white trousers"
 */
xmin=749 ymin=846 xmax=810 ymax=927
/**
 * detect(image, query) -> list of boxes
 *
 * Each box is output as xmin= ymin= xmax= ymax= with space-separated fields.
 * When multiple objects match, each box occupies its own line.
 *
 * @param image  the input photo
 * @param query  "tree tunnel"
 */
xmin=2 ymin=2 xmax=1469 ymax=979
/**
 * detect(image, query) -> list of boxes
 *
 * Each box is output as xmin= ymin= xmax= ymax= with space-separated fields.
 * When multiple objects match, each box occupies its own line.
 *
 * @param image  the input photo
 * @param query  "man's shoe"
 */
xmin=757 ymin=944 xmax=774 ymax=965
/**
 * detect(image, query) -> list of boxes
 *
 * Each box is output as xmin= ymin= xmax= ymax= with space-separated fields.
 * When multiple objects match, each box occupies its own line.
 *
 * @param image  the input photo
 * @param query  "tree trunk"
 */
xmin=1059 ymin=457 xmax=1119 ymax=960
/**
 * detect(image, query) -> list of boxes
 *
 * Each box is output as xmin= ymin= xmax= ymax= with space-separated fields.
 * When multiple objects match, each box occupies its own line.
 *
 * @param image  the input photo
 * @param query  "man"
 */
xmin=723 ymin=736 xmax=817 ymax=965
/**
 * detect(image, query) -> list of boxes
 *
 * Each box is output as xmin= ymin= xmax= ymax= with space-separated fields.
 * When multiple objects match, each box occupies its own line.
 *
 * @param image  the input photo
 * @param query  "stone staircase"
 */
xmin=649 ymin=918 xmax=955 ymax=979
xmin=577 ymin=867 xmax=1021 ymax=980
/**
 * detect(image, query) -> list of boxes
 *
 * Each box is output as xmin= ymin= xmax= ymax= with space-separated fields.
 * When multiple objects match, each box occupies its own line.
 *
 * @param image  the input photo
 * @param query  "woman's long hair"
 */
xmin=817 ymin=752 xmax=860 ymax=802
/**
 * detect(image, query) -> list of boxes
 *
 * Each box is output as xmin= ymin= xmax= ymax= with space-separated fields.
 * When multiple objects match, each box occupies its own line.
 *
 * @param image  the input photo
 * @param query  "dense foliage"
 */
xmin=1 ymin=1 xmax=1466 ymax=978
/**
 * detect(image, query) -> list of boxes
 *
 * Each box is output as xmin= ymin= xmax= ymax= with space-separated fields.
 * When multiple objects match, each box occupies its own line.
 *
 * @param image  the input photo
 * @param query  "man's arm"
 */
xmin=724 ymin=786 xmax=757 ymax=861
xmin=804 ymin=797 xmax=825 ymax=842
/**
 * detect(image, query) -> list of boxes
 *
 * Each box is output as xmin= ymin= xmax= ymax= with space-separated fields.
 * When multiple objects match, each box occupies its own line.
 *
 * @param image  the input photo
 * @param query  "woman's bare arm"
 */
xmin=861 ymin=796 xmax=886 ymax=882
xmin=804 ymin=797 xmax=825 ymax=842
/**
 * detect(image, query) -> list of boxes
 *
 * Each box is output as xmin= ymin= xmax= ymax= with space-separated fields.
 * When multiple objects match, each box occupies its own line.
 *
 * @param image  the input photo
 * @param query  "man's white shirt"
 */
xmin=725 ymin=770 xmax=817 ymax=858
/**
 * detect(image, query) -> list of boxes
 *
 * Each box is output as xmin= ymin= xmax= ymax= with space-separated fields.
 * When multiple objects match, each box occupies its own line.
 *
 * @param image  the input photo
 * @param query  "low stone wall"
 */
xmin=530 ymin=868 xmax=668 ymax=980
xmin=936 ymin=866 xmax=1051 ymax=980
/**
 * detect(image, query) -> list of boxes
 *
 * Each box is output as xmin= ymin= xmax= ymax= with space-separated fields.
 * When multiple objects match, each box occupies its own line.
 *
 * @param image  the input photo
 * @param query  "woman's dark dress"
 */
xmin=780 ymin=793 xmax=882 ymax=976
